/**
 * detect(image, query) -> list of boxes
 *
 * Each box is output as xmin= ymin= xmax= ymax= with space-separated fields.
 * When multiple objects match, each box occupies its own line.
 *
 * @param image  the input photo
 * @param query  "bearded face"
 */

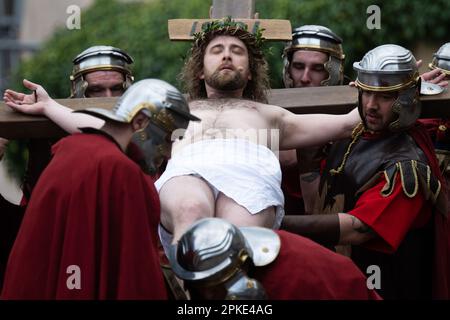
xmin=204 ymin=66 xmax=247 ymax=91
xmin=201 ymin=35 xmax=252 ymax=93
xmin=361 ymin=90 xmax=397 ymax=132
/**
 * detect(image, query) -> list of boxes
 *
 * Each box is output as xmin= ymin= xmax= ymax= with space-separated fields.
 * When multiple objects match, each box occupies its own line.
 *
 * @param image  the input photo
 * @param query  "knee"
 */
xmin=175 ymin=198 xmax=213 ymax=222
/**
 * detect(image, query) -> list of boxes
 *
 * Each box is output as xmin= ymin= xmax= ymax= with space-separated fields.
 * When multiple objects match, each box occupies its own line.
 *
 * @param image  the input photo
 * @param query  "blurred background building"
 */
xmin=0 ymin=0 xmax=94 ymax=93
xmin=1 ymin=0 xmax=94 ymax=202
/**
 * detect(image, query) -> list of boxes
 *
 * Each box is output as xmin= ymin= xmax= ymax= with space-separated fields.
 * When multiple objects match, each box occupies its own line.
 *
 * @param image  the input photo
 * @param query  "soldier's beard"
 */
xmin=205 ymin=69 xmax=247 ymax=91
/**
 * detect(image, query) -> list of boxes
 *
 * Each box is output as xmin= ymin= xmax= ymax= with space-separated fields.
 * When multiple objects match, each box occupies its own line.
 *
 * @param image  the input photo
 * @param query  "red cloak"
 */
xmin=411 ymin=123 xmax=450 ymax=299
xmin=1 ymin=132 xmax=167 ymax=300
xmin=253 ymin=230 xmax=381 ymax=300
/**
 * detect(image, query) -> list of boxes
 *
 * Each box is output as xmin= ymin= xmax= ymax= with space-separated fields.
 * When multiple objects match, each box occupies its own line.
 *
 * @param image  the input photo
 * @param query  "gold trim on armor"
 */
xmin=126 ymin=102 xmax=157 ymax=122
xmin=381 ymin=164 xmax=398 ymax=197
xmin=426 ymin=163 xmax=431 ymax=190
xmin=329 ymin=123 xmax=364 ymax=175
xmin=399 ymin=160 xmax=419 ymax=198
xmin=72 ymin=64 xmax=132 ymax=79
xmin=286 ymin=44 xmax=345 ymax=59
xmin=355 ymin=77 xmax=418 ymax=92
xmin=127 ymin=102 xmax=179 ymax=133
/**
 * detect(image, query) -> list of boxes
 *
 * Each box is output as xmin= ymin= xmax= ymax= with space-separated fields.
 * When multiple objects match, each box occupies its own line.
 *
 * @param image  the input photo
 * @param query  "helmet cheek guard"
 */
xmin=69 ymin=45 xmax=134 ymax=98
xmin=75 ymin=78 xmax=199 ymax=172
xmin=70 ymin=76 xmax=89 ymax=98
xmin=282 ymin=25 xmax=345 ymax=88
xmin=429 ymin=42 xmax=450 ymax=77
xmin=353 ymin=44 xmax=435 ymax=132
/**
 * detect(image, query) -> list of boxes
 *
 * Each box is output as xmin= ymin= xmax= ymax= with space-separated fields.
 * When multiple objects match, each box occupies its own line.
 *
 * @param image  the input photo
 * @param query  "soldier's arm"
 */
xmin=3 ymin=79 xmax=104 ymax=134
xmin=281 ymin=213 xmax=375 ymax=247
xmin=337 ymin=213 xmax=375 ymax=244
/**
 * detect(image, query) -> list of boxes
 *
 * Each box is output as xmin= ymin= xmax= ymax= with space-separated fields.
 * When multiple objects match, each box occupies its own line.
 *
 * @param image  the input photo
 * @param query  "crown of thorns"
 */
xmin=192 ymin=16 xmax=265 ymax=49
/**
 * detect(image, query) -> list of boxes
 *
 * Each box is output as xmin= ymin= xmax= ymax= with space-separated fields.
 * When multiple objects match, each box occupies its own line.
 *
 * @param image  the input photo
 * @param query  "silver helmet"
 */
xmin=353 ymin=44 xmax=422 ymax=132
xmin=429 ymin=42 xmax=450 ymax=76
xmin=76 ymin=79 xmax=200 ymax=172
xmin=282 ymin=25 xmax=345 ymax=87
xmin=70 ymin=45 xmax=134 ymax=98
xmin=167 ymin=218 xmax=281 ymax=300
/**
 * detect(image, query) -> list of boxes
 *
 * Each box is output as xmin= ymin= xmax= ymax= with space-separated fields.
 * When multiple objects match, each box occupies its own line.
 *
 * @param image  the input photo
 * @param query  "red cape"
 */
xmin=253 ymin=231 xmax=381 ymax=300
xmin=1 ymin=132 xmax=167 ymax=300
xmin=410 ymin=123 xmax=450 ymax=299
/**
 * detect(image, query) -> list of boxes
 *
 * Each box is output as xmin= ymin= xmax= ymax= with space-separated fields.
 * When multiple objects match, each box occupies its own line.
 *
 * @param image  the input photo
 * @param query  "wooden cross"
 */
xmin=1 ymin=0 xmax=450 ymax=139
xmin=167 ymin=0 xmax=291 ymax=42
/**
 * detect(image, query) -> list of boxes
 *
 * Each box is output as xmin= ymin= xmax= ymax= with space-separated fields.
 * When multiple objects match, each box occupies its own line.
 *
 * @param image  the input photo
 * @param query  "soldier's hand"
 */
xmin=421 ymin=68 xmax=449 ymax=88
xmin=416 ymin=59 xmax=423 ymax=69
xmin=0 ymin=137 xmax=8 ymax=161
xmin=3 ymin=79 xmax=51 ymax=115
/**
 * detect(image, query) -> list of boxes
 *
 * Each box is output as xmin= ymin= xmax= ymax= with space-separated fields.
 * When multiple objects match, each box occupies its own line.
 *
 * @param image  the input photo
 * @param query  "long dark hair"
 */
xmin=179 ymin=27 xmax=270 ymax=103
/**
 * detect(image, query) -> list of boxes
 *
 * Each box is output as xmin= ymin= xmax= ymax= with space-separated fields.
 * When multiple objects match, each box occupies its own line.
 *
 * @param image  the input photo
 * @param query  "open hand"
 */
xmin=3 ymin=79 xmax=52 ymax=115
xmin=417 ymin=59 xmax=448 ymax=88
xmin=420 ymin=68 xmax=448 ymax=88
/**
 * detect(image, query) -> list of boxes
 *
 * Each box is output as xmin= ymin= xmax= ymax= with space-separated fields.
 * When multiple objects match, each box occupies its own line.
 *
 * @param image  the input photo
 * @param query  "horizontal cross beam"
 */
xmin=1 ymin=87 xmax=449 ymax=139
xmin=168 ymin=19 xmax=292 ymax=41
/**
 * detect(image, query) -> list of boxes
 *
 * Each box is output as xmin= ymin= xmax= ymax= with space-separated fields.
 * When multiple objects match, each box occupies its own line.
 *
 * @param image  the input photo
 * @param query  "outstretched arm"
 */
xmin=279 ymin=107 xmax=360 ymax=150
xmin=3 ymin=79 xmax=104 ymax=134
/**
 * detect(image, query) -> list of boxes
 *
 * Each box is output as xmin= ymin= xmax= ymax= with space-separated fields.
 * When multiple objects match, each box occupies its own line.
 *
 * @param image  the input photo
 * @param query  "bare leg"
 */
xmin=159 ymin=175 xmax=215 ymax=242
xmin=215 ymin=192 xmax=276 ymax=228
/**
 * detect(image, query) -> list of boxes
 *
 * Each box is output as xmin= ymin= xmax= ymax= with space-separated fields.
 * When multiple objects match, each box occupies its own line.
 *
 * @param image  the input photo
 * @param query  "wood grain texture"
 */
xmin=1 ymin=88 xmax=449 ymax=139
xmin=168 ymin=19 xmax=292 ymax=41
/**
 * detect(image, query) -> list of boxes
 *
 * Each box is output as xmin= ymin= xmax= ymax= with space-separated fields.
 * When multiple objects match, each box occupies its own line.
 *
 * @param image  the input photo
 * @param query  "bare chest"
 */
xmin=189 ymin=99 xmax=270 ymax=130
xmin=172 ymin=99 xmax=277 ymax=153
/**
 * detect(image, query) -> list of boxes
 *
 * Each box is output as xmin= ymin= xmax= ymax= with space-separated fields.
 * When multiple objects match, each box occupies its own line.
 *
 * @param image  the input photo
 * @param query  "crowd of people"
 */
xmin=0 ymin=17 xmax=449 ymax=300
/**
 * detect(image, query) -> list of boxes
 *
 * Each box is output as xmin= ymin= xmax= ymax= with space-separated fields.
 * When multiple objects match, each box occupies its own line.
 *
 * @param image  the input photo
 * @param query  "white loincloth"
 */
xmin=155 ymin=139 xmax=285 ymax=230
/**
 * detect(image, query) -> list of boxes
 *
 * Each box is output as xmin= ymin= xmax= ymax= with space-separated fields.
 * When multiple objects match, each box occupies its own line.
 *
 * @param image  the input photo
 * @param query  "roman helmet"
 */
xmin=167 ymin=218 xmax=280 ymax=300
xmin=429 ymin=42 xmax=450 ymax=77
xmin=76 ymin=79 xmax=199 ymax=172
xmin=70 ymin=45 xmax=134 ymax=98
xmin=353 ymin=44 xmax=423 ymax=132
xmin=282 ymin=25 xmax=345 ymax=87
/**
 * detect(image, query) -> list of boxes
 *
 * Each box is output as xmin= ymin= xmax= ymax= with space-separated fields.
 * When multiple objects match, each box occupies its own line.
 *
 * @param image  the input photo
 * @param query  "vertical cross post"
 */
xmin=211 ymin=0 xmax=255 ymax=19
